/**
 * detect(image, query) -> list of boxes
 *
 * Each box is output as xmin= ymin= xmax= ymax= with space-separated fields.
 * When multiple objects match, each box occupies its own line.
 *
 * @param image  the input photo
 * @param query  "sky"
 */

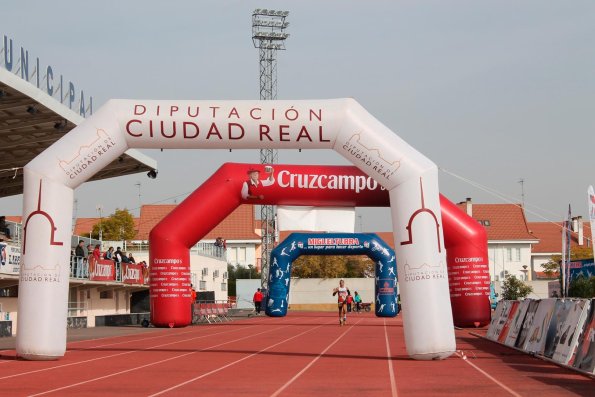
xmin=1 ymin=0 xmax=594 ymax=231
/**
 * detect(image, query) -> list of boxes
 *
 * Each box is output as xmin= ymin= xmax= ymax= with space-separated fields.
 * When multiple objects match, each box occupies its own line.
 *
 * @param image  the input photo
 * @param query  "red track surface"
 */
xmin=0 ymin=312 xmax=593 ymax=396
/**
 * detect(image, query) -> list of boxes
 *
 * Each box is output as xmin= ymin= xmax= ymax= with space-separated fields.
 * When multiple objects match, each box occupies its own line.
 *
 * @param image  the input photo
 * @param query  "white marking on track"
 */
xmin=269 ymin=318 xmax=363 ymax=397
xmin=0 ymin=319 xmax=272 ymax=381
xmin=384 ymin=319 xmax=398 ymax=397
xmin=455 ymin=351 xmax=522 ymax=397
xmin=28 ymin=323 xmax=294 ymax=397
xmin=148 ymin=319 xmax=335 ymax=397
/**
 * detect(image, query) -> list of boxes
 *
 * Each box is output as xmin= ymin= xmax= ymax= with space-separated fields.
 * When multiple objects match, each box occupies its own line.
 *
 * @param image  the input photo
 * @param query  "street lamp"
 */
xmin=248 ymin=264 xmax=254 ymax=279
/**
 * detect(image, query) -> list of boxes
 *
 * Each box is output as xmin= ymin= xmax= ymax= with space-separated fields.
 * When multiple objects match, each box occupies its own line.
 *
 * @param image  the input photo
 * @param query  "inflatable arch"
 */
xmin=266 ymin=232 xmax=398 ymax=318
xmin=21 ymin=98 xmax=462 ymax=360
xmin=148 ymin=163 xmax=489 ymax=330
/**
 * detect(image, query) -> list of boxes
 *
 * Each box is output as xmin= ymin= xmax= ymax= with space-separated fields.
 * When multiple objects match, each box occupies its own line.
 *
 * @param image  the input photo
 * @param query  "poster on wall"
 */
xmin=552 ymin=299 xmax=590 ymax=364
xmin=497 ymin=301 xmax=519 ymax=343
xmin=515 ymin=300 xmax=541 ymax=349
xmin=522 ymin=299 xmax=557 ymax=354
xmin=569 ymin=298 xmax=595 ymax=373
xmin=0 ymin=243 xmax=21 ymax=275
xmin=504 ymin=299 xmax=532 ymax=347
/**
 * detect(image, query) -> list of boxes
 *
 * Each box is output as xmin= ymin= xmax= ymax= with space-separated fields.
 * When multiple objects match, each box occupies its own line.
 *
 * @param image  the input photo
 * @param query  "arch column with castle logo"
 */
xmin=20 ymin=99 xmax=456 ymax=361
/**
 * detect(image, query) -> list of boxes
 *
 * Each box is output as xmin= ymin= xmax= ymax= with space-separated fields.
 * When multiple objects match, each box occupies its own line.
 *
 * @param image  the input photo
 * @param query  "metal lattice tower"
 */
xmin=252 ymin=9 xmax=290 ymax=289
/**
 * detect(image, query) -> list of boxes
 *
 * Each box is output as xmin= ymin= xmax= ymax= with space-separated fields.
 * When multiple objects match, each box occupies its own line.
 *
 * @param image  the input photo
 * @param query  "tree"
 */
xmin=292 ymin=255 xmax=372 ymax=278
xmin=567 ymin=275 xmax=595 ymax=298
xmin=91 ymin=208 xmax=136 ymax=240
xmin=542 ymin=246 xmax=594 ymax=277
xmin=500 ymin=275 xmax=533 ymax=300
xmin=542 ymin=246 xmax=594 ymax=295
xmin=227 ymin=263 xmax=260 ymax=296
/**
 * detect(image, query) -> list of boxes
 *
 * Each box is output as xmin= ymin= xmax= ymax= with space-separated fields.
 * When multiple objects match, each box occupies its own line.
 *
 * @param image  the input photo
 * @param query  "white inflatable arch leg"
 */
xmin=19 ymin=99 xmax=454 ymax=360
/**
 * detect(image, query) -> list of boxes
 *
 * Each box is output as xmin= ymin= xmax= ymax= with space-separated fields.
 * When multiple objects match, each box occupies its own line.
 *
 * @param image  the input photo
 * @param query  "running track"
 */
xmin=0 ymin=312 xmax=592 ymax=396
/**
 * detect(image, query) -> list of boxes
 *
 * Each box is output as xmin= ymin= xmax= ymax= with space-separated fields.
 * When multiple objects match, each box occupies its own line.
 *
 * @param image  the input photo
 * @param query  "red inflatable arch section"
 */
xmin=149 ymin=163 xmax=490 ymax=328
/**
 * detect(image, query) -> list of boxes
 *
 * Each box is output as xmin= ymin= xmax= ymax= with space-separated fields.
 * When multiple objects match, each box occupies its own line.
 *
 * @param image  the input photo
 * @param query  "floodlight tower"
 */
xmin=252 ymin=9 xmax=290 ymax=289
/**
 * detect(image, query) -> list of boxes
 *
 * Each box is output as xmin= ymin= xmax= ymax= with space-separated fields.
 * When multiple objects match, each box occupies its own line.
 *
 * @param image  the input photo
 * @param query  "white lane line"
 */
xmin=269 ymin=318 xmax=363 ymax=397
xmin=148 ymin=318 xmax=335 ymax=397
xmin=455 ymin=352 xmax=522 ymax=397
xmin=28 ymin=323 xmax=296 ymax=397
xmin=384 ymin=319 xmax=398 ymax=397
xmin=0 ymin=319 xmax=272 ymax=381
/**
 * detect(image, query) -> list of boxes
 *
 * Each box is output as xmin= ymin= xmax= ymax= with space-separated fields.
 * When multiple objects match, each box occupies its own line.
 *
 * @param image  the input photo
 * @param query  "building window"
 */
xmin=99 ymin=290 xmax=113 ymax=299
xmin=199 ymin=280 xmax=207 ymax=290
xmin=506 ymin=248 xmax=512 ymax=262
xmin=514 ymin=248 xmax=521 ymax=262
xmin=221 ymin=283 xmax=227 ymax=291
xmin=238 ymin=247 xmax=246 ymax=262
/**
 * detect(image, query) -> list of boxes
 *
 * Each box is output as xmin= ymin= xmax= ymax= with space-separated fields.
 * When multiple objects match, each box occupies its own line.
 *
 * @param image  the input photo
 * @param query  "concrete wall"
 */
xmin=238 ymin=278 xmax=376 ymax=312
xmin=236 ymin=279 xmax=262 ymax=309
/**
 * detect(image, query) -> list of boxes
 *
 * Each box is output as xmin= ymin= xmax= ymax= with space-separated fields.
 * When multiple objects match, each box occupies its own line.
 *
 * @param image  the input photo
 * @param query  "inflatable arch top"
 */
xmin=266 ymin=232 xmax=398 ymax=318
xmin=20 ymin=99 xmax=453 ymax=361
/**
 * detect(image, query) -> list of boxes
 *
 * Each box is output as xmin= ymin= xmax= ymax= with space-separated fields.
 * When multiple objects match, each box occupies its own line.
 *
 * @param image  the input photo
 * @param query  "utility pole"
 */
xmin=96 ymin=205 xmax=103 ymax=243
xmin=251 ymin=8 xmax=290 ymax=290
xmin=135 ymin=182 xmax=142 ymax=216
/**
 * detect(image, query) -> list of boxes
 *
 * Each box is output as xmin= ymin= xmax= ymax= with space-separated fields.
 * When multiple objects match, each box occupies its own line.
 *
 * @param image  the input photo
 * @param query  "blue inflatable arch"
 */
xmin=266 ymin=233 xmax=398 ymax=318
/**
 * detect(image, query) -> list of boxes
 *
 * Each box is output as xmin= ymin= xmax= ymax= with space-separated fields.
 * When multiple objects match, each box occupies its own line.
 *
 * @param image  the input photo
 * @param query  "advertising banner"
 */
xmin=570 ymin=298 xmax=595 ymax=373
xmin=504 ymin=299 xmax=532 ymax=347
xmin=568 ymin=259 xmax=595 ymax=282
xmin=497 ymin=301 xmax=519 ymax=343
xmin=552 ymin=299 xmax=590 ymax=364
xmin=486 ymin=300 xmax=507 ymax=340
xmin=89 ymin=258 xmax=115 ymax=281
xmin=0 ymin=243 xmax=21 ymax=275
xmin=515 ymin=300 xmax=541 ymax=349
xmin=122 ymin=263 xmax=144 ymax=285
xmin=522 ymin=299 xmax=557 ymax=354
xmin=543 ymin=300 xmax=571 ymax=358
xmin=487 ymin=300 xmax=515 ymax=341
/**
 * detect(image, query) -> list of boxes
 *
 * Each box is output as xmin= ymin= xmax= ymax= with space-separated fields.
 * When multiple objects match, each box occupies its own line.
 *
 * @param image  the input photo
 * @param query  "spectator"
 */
xmin=90 ymin=244 xmax=101 ymax=277
xmin=128 ymin=253 xmax=136 ymax=264
xmin=114 ymin=247 xmax=123 ymax=263
xmin=74 ymin=240 xmax=85 ymax=278
xmin=346 ymin=293 xmax=354 ymax=313
xmin=121 ymin=251 xmax=130 ymax=263
xmin=253 ymin=288 xmax=263 ymax=315
xmin=214 ymin=237 xmax=226 ymax=249
xmin=354 ymin=291 xmax=362 ymax=313
xmin=0 ymin=216 xmax=11 ymax=240
xmin=103 ymin=246 xmax=114 ymax=260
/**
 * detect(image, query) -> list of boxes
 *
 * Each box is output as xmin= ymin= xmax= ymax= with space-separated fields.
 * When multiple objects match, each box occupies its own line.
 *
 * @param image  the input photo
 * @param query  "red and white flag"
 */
xmin=588 ymin=186 xmax=595 ymax=261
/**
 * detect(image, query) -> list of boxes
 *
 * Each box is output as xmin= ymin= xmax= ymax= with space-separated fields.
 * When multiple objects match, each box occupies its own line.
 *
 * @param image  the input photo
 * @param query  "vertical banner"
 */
xmin=588 ymin=186 xmax=595 ymax=261
xmin=561 ymin=205 xmax=571 ymax=297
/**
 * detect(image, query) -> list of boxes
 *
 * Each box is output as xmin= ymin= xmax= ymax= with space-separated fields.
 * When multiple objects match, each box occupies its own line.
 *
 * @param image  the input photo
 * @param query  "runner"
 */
xmin=332 ymin=279 xmax=350 ymax=326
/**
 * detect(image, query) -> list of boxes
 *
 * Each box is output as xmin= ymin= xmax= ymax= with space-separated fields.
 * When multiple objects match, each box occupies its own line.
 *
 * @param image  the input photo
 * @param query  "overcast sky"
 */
xmin=1 ymin=1 xmax=594 ymax=231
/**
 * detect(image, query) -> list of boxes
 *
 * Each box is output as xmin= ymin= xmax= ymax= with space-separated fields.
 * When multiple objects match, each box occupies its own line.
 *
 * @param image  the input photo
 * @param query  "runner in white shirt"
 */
xmin=332 ymin=279 xmax=350 ymax=326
